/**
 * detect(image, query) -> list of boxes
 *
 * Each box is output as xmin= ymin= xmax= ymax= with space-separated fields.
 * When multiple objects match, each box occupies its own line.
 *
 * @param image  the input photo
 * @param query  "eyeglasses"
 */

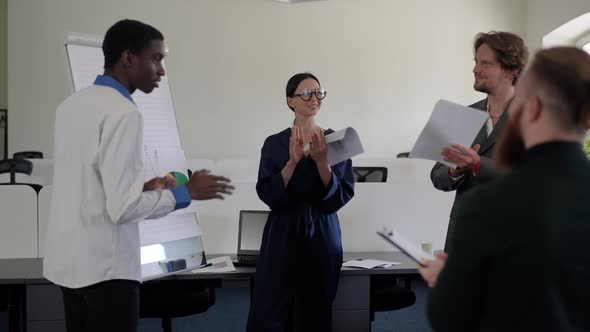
xmin=292 ymin=89 xmax=327 ymax=101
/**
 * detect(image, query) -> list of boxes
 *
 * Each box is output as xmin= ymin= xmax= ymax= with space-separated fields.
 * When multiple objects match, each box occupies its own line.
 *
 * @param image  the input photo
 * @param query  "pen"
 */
xmin=202 ymin=263 xmax=213 ymax=268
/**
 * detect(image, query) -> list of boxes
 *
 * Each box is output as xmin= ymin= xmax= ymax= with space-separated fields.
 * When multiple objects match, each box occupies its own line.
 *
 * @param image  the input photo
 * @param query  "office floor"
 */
xmin=138 ymin=281 xmax=433 ymax=332
xmin=371 ymin=282 xmax=432 ymax=332
xmin=0 ymin=282 xmax=432 ymax=332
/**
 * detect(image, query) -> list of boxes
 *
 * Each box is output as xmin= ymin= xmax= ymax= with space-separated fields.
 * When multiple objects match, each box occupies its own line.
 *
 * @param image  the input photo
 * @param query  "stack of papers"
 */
xmin=191 ymin=256 xmax=236 ymax=274
xmin=342 ymin=259 xmax=400 ymax=269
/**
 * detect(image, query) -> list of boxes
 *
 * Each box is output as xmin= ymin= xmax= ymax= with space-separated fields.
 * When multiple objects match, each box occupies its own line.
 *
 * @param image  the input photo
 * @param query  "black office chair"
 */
xmin=0 ymin=159 xmax=42 ymax=193
xmin=13 ymin=151 xmax=43 ymax=159
xmin=140 ymin=279 xmax=218 ymax=332
xmin=370 ymin=275 xmax=416 ymax=324
xmin=352 ymin=166 xmax=417 ymax=325
xmin=352 ymin=166 xmax=388 ymax=183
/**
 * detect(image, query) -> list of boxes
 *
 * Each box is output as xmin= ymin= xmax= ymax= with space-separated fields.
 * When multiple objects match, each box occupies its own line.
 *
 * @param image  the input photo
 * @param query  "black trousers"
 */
xmin=60 ymin=279 xmax=140 ymax=332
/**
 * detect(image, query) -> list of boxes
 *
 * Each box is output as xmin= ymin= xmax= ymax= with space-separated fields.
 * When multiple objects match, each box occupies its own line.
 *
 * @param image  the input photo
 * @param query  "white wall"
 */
xmin=8 ymin=0 xmax=525 ymax=159
xmin=6 ymin=0 xmax=590 ymax=255
xmin=0 ymin=0 xmax=6 ymax=109
xmin=525 ymin=0 xmax=590 ymax=51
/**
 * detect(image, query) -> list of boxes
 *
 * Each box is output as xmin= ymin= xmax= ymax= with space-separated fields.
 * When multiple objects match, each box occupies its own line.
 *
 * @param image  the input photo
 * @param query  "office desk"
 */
xmin=0 ymin=259 xmax=39 ymax=284
xmin=1 ymin=252 xmax=419 ymax=332
xmin=0 ymin=259 xmax=38 ymax=332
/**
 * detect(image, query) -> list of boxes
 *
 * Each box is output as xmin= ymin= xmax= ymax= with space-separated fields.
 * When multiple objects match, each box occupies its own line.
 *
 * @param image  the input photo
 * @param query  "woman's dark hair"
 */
xmin=286 ymin=73 xmax=321 ymax=111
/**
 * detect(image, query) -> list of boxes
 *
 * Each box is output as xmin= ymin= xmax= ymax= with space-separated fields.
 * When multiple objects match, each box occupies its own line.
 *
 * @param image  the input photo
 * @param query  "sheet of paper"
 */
xmin=191 ymin=256 xmax=236 ymax=274
xmin=135 ymin=77 xmax=182 ymax=150
xmin=140 ymin=212 xmax=202 ymax=246
xmin=66 ymin=43 xmax=103 ymax=90
xmin=66 ymin=43 xmax=181 ymax=150
xmin=377 ymin=227 xmax=435 ymax=264
xmin=143 ymin=148 xmax=187 ymax=180
xmin=304 ymin=127 xmax=365 ymax=166
xmin=409 ymin=99 xmax=489 ymax=168
xmin=342 ymin=259 xmax=400 ymax=269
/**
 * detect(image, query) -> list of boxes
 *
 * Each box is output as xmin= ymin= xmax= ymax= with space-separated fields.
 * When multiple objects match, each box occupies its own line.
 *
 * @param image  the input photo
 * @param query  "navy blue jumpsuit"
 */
xmin=246 ymin=128 xmax=355 ymax=332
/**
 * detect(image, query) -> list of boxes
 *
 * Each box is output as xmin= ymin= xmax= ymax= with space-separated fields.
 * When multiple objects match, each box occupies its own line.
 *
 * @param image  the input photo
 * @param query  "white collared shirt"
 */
xmin=43 ymin=84 xmax=178 ymax=288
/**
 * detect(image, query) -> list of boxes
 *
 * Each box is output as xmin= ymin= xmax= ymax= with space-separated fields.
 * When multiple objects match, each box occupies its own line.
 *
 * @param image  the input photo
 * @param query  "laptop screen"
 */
xmin=238 ymin=210 xmax=269 ymax=254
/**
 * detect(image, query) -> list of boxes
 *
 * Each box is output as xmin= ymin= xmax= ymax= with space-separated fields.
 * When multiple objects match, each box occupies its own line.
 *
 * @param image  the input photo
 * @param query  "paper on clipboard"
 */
xmin=303 ymin=127 xmax=364 ymax=166
xmin=377 ymin=228 xmax=435 ymax=266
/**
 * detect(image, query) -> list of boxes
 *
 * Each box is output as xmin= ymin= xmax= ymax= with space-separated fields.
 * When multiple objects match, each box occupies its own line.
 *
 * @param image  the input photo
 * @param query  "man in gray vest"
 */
xmin=430 ymin=31 xmax=528 ymax=252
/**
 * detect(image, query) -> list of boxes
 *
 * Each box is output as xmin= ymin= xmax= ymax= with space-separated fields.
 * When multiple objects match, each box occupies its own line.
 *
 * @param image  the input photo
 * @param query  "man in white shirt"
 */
xmin=44 ymin=19 xmax=234 ymax=332
xmin=430 ymin=31 xmax=528 ymax=252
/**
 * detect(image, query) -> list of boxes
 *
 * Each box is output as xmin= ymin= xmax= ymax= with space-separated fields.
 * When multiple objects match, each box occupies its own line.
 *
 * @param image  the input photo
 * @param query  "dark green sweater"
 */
xmin=428 ymin=142 xmax=590 ymax=332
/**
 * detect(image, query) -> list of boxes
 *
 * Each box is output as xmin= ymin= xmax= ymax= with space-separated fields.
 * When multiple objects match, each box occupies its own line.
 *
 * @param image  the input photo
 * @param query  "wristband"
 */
xmin=472 ymin=161 xmax=481 ymax=176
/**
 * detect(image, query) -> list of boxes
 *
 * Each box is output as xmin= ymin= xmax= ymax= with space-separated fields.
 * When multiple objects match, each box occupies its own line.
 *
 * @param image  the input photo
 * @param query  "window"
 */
xmin=543 ymin=13 xmax=590 ymax=50
xmin=546 ymin=14 xmax=590 ymax=159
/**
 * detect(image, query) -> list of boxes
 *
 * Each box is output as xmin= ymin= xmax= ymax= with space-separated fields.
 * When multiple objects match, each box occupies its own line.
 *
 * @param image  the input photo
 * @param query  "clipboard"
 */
xmin=377 ymin=228 xmax=435 ymax=267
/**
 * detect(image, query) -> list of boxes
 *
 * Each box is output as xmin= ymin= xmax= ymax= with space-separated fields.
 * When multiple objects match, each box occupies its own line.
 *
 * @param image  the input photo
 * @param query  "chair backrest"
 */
xmin=396 ymin=152 xmax=410 ymax=158
xmin=353 ymin=166 xmax=388 ymax=183
xmin=0 ymin=159 xmax=33 ymax=183
xmin=13 ymin=151 xmax=44 ymax=159
xmin=0 ymin=185 xmax=39 ymax=258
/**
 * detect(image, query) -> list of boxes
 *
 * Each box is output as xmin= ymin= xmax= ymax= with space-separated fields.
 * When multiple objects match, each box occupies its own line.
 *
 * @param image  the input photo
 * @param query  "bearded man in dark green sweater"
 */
xmin=420 ymin=47 xmax=590 ymax=332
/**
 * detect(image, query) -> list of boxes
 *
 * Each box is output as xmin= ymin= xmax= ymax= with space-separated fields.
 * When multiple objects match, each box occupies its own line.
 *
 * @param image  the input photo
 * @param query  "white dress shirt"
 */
xmin=43 ymin=79 xmax=187 ymax=289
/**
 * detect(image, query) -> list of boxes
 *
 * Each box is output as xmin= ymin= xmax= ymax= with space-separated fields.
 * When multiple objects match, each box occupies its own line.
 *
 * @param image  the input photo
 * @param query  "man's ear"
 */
xmin=120 ymin=50 xmax=134 ymax=68
xmin=526 ymin=95 xmax=543 ymax=123
xmin=506 ymin=69 xmax=518 ymax=82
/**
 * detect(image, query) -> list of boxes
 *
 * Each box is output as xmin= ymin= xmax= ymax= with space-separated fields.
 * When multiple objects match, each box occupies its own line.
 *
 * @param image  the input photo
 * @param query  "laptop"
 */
xmin=234 ymin=210 xmax=269 ymax=266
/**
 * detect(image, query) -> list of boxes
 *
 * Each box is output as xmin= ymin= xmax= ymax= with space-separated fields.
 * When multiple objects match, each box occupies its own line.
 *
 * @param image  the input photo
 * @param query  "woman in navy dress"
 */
xmin=246 ymin=73 xmax=355 ymax=332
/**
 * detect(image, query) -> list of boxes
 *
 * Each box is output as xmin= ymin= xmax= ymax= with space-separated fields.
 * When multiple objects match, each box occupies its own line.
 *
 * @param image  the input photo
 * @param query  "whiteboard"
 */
xmin=65 ymin=33 xmax=204 ymax=280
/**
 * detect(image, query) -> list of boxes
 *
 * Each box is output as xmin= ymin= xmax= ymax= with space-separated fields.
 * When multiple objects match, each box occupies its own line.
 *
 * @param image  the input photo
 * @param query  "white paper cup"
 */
xmin=421 ymin=242 xmax=433 ymax=255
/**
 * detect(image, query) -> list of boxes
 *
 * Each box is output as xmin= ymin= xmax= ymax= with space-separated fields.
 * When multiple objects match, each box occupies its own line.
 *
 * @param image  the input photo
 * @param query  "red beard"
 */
xmin=494 ymin=109 xmax=527 ymax=170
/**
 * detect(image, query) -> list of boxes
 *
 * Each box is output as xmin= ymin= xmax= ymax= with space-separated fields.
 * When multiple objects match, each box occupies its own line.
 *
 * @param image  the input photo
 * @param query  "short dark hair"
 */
xmin=102 ymin=19 xmax=164 ymax=69
xmin=285 ymin=73 xmax=320 ymax=112
xmin=474 ymin=31 xmax=529 ymax=85
xmin=529 ymin=47 xmax=590 ymax=131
